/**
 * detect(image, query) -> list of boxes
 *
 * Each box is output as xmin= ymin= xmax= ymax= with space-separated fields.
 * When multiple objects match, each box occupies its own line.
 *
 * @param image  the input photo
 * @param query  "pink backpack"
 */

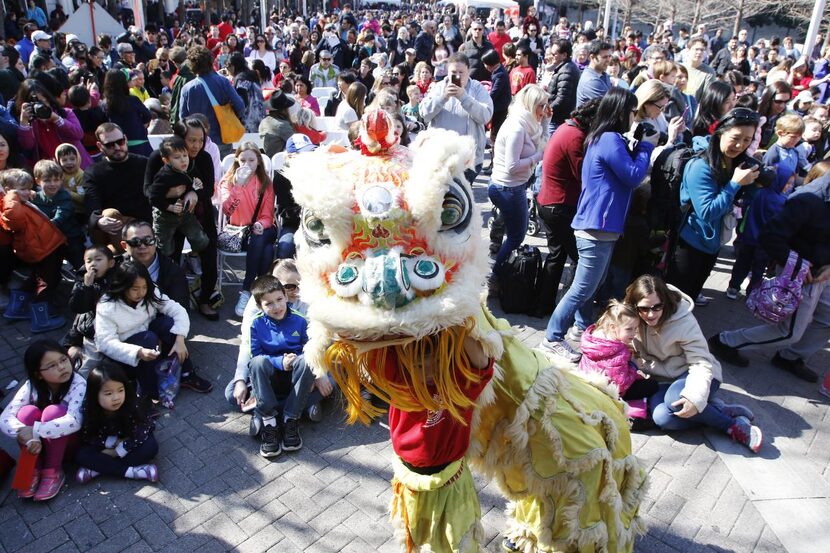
xmin=746 ymin=251 xmax=810 ymax=325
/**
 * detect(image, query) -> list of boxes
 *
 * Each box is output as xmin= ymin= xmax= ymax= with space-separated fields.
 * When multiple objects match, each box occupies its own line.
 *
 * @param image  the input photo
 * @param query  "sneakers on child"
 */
xmin=18 ymin=468 xmax=40 ymax=499
xmin=307 ymin=403 xmax=323 ymax=423
xmin=180 ymin=370 xmax=213 ymax=393
xmin=75 ymin=468 xmax=100 ymax=484
xmin=725 ymin=287 xmax=739 ymax=300
xmin=33 ymin=468 xmax=65 ymax=501
xmin=282 ymin=418 xmax=303 ymax=451
xmin=260 ymin=423 xmax=282 ymax=458
xmin=127 ymin=464 xmax=159 ymax=482
xmin=709 ymin=398 xmax=755 ymax=421
xmin=728 ymin=416 xmax=763 ymax=454
xmin=235 ymin=290 xmax=251 ymax=318
xmin=537 ymin=338 xmax=581 ymax=363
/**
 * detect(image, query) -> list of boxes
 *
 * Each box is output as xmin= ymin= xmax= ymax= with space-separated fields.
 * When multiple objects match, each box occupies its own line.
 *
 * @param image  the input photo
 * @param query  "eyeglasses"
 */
xmin=637 ymin=303 xmax=664 ymax=314
xmin=125 ymin=236 xmax=157 ymax=247
xmin=101 ymin=136 xmax=126 ymax=149
xmin=40 ymin=355 xmax=70 ymax=373
xmin=282 ymin=283 xmax=299 ymax=290
xmin=653 ymin=100 xmax=669 ymax=110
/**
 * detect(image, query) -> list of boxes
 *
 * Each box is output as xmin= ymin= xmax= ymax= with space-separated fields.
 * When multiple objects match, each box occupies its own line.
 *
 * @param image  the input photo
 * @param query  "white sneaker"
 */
xmin=235 ymin=290 xmax=251 ymax=317
xmin=725 ymin=287 xmax=739 ymax=300
xmin=537 ymin=339 xmax=581 ymax=363
xmin=565 ymin=326 xmax=584 ymax=343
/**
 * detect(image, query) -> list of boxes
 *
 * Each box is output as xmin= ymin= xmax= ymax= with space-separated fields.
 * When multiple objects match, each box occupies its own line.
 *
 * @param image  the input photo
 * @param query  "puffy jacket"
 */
xmin=578 ymin=325 xmax=640 ymax=395
xmin=547 ymin=60 xmax=580 ymax=124
xmin=571 ymin=132 xmax=654 ymax=234
xmin=0 ymin=190 xmax=66 ymax=263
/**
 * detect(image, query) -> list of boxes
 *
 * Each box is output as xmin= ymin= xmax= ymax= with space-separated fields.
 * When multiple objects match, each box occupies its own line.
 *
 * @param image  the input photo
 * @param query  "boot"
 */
xmin=3 ymin=290 xmax=32 ymax=320
xmin=30 ymin=303 xmax=66 ymax=334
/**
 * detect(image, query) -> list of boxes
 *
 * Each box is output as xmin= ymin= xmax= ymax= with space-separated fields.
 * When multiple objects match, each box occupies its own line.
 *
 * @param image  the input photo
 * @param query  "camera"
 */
xmin=30 ymin=98 xmax=53 ymax=120
xmin=633 ymin=121 xmax=668 ymax=146
xmin=740 ymin=158 xmax=776 ymax=188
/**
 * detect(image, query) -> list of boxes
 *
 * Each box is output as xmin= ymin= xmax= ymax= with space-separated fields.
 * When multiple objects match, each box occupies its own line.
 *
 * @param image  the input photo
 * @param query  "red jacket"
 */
xmin=0 ymin=191 xmax=66 ymax=263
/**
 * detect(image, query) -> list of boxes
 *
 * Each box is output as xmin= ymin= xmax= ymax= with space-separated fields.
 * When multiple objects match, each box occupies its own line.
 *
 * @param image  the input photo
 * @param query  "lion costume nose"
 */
xmin=362 ymin=250 xmax=413 ymax=309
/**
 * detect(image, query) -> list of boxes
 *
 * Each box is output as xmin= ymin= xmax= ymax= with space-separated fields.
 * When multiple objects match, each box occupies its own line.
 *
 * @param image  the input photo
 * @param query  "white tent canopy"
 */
xmin=59 ymin=3 xmax=125 ymax=47
xmin=437 ymin=0 xmax=519 ymax=10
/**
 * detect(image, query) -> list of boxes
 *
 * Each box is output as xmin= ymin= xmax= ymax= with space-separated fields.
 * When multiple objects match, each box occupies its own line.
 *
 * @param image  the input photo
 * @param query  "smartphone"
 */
xmin=681 ymin=104 xmax=690 ymax=120
xmin=451 ymin=74 xmax=461 ymax=87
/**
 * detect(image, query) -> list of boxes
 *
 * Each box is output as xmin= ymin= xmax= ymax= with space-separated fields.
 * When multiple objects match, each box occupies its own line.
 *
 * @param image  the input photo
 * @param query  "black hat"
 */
xmin=269 ymin=90 xmax=295 ymax=111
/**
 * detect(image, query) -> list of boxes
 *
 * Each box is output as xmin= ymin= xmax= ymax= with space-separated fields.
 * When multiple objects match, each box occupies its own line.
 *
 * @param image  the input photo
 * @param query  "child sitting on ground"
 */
xmin=247 ymin=276 xmax=316 ymax=458
xmin=0 ymin=340 xmax=86 ymax=501
xmin=32 ymin=160 xmax=85 ymax=269
xmin=55 ymin=143 xmax=86 ymax=218
xmin=148 ymin=136 xmax=210 ymax=258
xmin=75 ymin=365 xmax=158 ymax=484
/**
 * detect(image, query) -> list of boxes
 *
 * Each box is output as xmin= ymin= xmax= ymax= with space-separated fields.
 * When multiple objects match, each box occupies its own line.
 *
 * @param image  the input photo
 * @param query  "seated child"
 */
xmin=0 ymin=339 xmax=86 ymax=501
xmin=68 ymin=85 xmax=108 ymax=161
xmin=62 ymin=246 xmax=116 ymax=370
xmin=149 ymin=136 xmax=210 ymax=257
xmin=129 ymin=70 xmax=150 ymax=103
xmin=401 ymin=85 xmax=422 ymax=121
xmin=55 ymin=143 xmax=86 ymax=218
xmin=75 ymin=365 xmax=159 ymax=484
xmin=798 ymin=116 xmax=823 ymax=168
xmin=247 ymin=276 xmax=316 ymax=458
xmin=0 ymin=170 xmax=67 ymax=333
xmin=95 ymin=261 xmax=190 ymax=407
xmin=32 ymin=160 xmax=85 ymax=269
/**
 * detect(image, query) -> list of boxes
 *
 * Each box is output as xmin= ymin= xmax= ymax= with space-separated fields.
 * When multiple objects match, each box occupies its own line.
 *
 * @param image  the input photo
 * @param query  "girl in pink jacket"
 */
xmin=578 ymin=300 xmax=642 ymax=395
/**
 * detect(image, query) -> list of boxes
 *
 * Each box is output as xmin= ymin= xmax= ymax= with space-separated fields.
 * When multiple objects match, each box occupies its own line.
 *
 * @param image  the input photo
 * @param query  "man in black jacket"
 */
xmin=710 ymin=174 xmax=830 ymax=382
xmin=120 ymin=220 xmax=213 ymax=393
xmin=462 ymin=21 xmax=494 ymax=83
xmin=547 ymin=39 xmax=580 ymax=131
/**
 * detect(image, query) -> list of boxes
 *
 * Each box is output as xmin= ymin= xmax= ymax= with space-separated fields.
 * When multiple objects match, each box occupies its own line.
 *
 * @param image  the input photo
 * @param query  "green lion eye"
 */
xmin=439 ymin=180 xmax=471 ymax=233
xmin=441 ymin=202 xmax=462 ymax=227
xmin=303 ymin=212 xmax=330 ymax=245
xmin=306 ymin=217 xmax=324 ymax=233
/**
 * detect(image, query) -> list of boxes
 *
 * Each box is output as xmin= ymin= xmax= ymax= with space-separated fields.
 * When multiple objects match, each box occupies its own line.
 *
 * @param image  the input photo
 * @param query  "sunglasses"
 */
xmin=321 ymin=57 xmax=332 ymax=61
xmin=125 ymin=236 xmax=157 ymax=247
xmin=637 ymin=303 xmax=664 ymax=314
xmin=282 ymin=283 xmax=299 ymax=290
xmin=773 ymin=98 xmax=789 ymax=104
xmin=101 ymin=137 xmax=126 ymax=149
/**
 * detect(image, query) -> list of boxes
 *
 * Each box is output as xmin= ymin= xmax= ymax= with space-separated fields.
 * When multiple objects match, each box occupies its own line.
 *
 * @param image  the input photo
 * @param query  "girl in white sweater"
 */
xmin=95 ymin=262 xmax=190 ymax=404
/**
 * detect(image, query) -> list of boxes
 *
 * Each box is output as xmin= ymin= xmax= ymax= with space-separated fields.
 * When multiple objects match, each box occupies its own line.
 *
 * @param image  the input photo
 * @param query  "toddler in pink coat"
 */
xmin=578 ymin=300 xmax=643 ymax=396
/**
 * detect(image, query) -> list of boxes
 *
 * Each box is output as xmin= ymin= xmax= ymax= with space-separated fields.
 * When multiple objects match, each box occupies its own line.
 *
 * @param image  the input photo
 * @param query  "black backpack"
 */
xmin=498 ymin=245 xmax=542 ymax=315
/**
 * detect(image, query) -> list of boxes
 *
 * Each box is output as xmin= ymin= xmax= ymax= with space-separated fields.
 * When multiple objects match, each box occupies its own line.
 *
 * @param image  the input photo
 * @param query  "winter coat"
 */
xmin=547 ymin=60 xmax=580 ymax=125
xmin=18 ymin=110 xmax=93 ymax=169
xmin=571 ymin=132 xmax=654 ymax=234
xmin=631 ymin=286 xmax=722 ymax=413
xmin=679 ymin=156 xmax=741 ymax=255
xmin=578 ymin=325 xmax=640 ymax=395
xmin=0 ymin=190 xmax=66 ymax=263
xmin=32 ymin=188 xmax=84 ymax=241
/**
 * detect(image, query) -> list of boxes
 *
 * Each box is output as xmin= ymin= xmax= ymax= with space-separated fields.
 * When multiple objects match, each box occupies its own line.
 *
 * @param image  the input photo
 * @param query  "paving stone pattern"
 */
xmin=0 ymin=180 xmax=827 ymax=552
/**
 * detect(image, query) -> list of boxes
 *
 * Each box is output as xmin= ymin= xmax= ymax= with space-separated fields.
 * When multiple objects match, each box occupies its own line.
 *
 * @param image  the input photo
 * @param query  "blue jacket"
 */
xmin=249 ymin=310 xmax=308 ymax=371
xmin=489 ymin=64 xmax=511 ymax=112
xmin=179 ymin=72 xmax=245 ymax=145
xmin=571 ymin=132 xmax=654 ymax=234
xmin=14 ymin=38 xmax=34 ymax=65
xmin=679 ymin=157 xmax=741 ymax=254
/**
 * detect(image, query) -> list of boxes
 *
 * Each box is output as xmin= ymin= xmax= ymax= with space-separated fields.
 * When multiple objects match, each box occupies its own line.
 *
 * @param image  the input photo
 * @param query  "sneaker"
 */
xmin=537 ymin=338 xmax=581 ymax=363
xmin=725 ymin=287 xmax=739 ymax=300
xmin=260 ymin=424 xmax=282 ymax=458
xmin=820 ymin=372 xmax=830 ymax=400
xmin=565 ymin=326 xmax=584 ymax=343
xmin=249 ymin=413 xmax=263 ymax=437
xmin=130 ymin=464 xmax=159 ymax=482
xmin=709 ymin=398 xmax=755 ymax=421
xmin=235 ymin=290 xmax=251 ymax=318
xmin=695 ymin=294 xmax=712 ymax=306
xmin=33 ymin=469 xmax=65 ymax=501
xmin=727 ymin=416 xmax=763 ymax=453
xmin=282 ymin=418 xmax=303 ymax=451
xmin=501 ymin=538 xmax=519 ymax=552
xmin=180 ymin=371 xmax=213 ymax=393
xmin=18 ymin=468 xmax=40 ymax=499
xmin=307 ymin=402 xmax=323 ymax=422
xmin=708 ymin=334 xmax=749 ymax=367
xmin=771 ymin=352 xmax=817 ymax=383
xmin=75 ymin=468 xmax=99 ymax=484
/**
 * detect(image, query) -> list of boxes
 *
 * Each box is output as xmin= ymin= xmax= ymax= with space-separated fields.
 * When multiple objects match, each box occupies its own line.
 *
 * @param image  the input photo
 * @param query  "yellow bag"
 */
xmin=197 ymin=77 xmax=245 ymax=144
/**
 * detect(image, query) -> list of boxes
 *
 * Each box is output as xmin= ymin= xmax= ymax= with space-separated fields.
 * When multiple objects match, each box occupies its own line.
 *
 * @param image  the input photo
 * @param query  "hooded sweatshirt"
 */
xmin=631 ymin=286 xmax=722 ymax=413
xmin=578 ymin=324 xmax=640 ymax=395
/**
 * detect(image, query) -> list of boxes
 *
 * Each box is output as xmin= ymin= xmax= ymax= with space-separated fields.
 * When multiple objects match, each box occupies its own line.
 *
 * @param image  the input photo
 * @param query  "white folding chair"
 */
xmin=271 ymin=152 xmax=286 ymax=175
xmin=310 ymin=86 xmax=336 ymax=100
xmin=220 ymin=154 xmax=235 ymax=176
xmin=216 ymin=209 xmax=247 ymax=290
xmin=147 ymin=134 xmax=173 ymax=150
xmin=232 ymin=132 xmax=263 ymax=150
xmin=323 ymin=130 xmax=349 ymax=147
xmin=317 ymin=97 xmax=329 ymax=116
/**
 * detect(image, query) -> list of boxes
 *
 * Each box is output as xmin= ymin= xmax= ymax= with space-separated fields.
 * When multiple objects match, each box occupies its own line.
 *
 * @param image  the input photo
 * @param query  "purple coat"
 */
xmin=578 ymin=324 xmax=640 ymax=395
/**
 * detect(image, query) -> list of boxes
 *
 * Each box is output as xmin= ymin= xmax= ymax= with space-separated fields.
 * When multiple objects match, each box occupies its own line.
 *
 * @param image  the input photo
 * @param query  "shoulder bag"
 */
xmin=197 ymin=77 xmax=245 ymax=144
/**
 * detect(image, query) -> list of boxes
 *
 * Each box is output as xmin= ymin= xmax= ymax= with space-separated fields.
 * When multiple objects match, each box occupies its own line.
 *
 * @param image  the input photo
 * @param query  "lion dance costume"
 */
xmin=286 ymin=111 xmax=647 ymax=552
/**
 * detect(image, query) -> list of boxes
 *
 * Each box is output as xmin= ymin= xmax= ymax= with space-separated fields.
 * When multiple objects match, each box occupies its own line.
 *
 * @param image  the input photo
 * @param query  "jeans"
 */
xmin=544 ymin=237 xmax=616 ymax=341
xmin=650 ymin=377 xmax=732 ymax=432
xmin=275 ymin=226 xmax=296 ymax=259
xmin=224 ymin=373 xmax=333 ymax=413
xmin=122 ymin=315 xmax=194 ymax=400
xmin=488 ymin=183 xmax=529 ymax=274
xmin=536 ymin=203 xmax=578 ymax=310
xmin=667 ymin=238 xmax=719 ymax=300
xmin=249 ymin=354 xmax=315 ymax=421
xmin=243 ymin=226 xmax=279 ymax=290
xmin=17 ymin=405 xmax=72 ymax=470
xmin=75 ymin=435 xmax=158 ymax=477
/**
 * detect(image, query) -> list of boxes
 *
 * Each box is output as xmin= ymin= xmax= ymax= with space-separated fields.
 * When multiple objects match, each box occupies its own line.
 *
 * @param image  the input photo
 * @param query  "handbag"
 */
xmin=217 ymin=189 xmax=266 ymax=253
xmin=746 ymin=250 xmax=810 ymax=324
xmin=197 ymin=77 xmax=245 ymax=144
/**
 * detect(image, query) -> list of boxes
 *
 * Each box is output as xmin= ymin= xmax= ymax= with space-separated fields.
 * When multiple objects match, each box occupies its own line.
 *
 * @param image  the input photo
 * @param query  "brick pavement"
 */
xmin=0 ymin=181 xmax=827 ymax=552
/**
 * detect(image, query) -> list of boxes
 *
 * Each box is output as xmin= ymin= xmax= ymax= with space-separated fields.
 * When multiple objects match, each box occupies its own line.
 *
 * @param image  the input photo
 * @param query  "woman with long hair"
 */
xmin=294 ymin=75 xmax=320 ymax=116
xmin=247 ymin=33 xmax=278 ymax=74
xmin=413 ymin=61 xmax=433 ymax=95
xmin=227 ymin=52 xmax=266 ymax=132
xmin=15 ymin=79 xmax=93 ymax=168
xmin=335 ymin=81 xmax=367 ymax=131
xmin=0 ymin=129 xmax=26 ymax=171
xmin=691 ymin=80 xmax=736 ymax=137
xmin=539 ymin=88 xmax=658 ymax=362
xmin=758 ymin=81 xmax=793 ymax=148
xmin=102 ymin=69 xmax=152 ymax=156
xmin=667 ymin=108 xmax=761 ymax=300
xmin=634 ymin=79 xmax=686 ymax=152
xmin=432 ymin=32 xmax=453 ymax=81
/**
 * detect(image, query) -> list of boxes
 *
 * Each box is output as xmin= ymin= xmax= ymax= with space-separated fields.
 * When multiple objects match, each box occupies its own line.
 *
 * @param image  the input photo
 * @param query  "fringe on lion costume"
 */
xmin=285 ymin=111 xmax=648 ymax=553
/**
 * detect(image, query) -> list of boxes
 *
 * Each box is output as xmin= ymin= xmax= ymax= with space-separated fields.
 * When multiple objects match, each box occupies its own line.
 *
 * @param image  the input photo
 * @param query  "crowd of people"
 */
xmin=0 ymin=3 xmax=828 ymax=534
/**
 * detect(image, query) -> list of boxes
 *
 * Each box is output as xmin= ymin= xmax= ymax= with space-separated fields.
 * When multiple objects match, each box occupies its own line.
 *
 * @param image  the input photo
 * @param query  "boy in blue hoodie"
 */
xmin=248 ymin=275 xmax=315 ymax=459
xmin=727 ymin=114 xmax=805 ymax=298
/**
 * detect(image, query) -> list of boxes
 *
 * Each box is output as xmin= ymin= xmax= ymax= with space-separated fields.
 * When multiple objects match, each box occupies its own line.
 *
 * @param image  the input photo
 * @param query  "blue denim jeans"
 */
xmin=275 ymin=227 xmax=296 ymax=259
xmin=248 ymin=354 xmax=315 ymax=421
xmin=243 ymin=226 xmax=279 ymax=290
xmin=544 ymin=236 xmax=616 ymax=341
xmin=488 ymin=183 xmax=529 ymax=274
xmin=650 ymin=376 xmax=732 ymax=432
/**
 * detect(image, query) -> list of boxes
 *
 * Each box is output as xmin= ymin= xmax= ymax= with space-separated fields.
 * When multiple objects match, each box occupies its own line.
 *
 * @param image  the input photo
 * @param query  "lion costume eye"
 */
xmin=440 ymin=179 xmax=471 ymax=233
xmin=302 ymin=212 xmax=330 ymax=246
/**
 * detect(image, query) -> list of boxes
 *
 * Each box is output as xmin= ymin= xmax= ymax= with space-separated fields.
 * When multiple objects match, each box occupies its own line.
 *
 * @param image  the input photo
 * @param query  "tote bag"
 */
xmin=197 ymin=77 xmax=245 ymax=144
